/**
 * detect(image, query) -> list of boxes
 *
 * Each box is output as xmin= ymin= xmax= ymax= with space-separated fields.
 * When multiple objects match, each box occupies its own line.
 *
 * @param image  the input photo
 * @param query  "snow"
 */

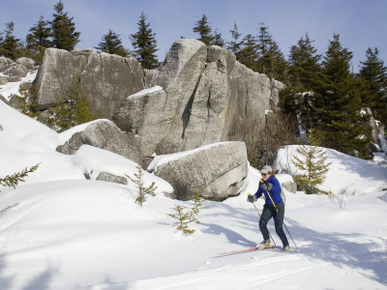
xmin=1 ymin=77 xmax=387 ymax=289
xmin=127 ymin=85 xmax=163 ymax=100
xmin=0 ymin=71 xmax=37 ymax=101
xmin=148 ymin=142 xmax=237 ymax=172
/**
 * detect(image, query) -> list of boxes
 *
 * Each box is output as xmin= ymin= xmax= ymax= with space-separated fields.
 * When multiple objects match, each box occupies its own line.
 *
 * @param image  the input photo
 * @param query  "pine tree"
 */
xmin=282 ymin=34 xmax=322 ymax=135
xmin=26 ymin=16 xmax=52 ymax=63
xmin=51 ymin=79 xmax=97 ymax=131
xmin=238 ymin=34 xmax=258 ymax=71
xmin=167 ymin=204 xmax=196 ymax=235
xmin=0 ymin=22 xmax=23 ymax=59
xmin=227 ymin=23 xmax=243 ymax=59
xmin=50 ymin=0 xmax=80 ymax=50
xmin=193 ymin=14 xmax=213 ymax=46
xmin=0 ymin=163 xmax=40 ymax=192
xmin=312 ymin=34 xmax=371 ymax=158
xmin=212 ymin=30 xmax=224 ymax=47
xmin=125 ymin=165 xmax=157 ymax=207
xmin=95 ymin=29 xmax=128 ymax=57
xmin=130 ymin=12 xmax=159 ymax=69
xmin=256 ymin=24 xmax=288 ymax=81
xmin=167 ymin=194 xmax=207 ymax=235
xmin=359 ymin=48 xmax=387 ymax=125
xmin=292 ymin=145 xmax=331 ymax=195
xmin=288 ymin=33 xmax=321 ymax=90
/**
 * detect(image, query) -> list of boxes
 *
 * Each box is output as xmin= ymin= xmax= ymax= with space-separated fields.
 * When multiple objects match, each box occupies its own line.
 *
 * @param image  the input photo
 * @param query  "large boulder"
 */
xmin=16 ymin=57 xmax=37 ymax=72
xmin=0 ymin=57 xmax=15 ymax=72
xmin=56 ymin=120 xmax=141 ymax=163
xmin=148 ymin=141 xmax=248 ymax=201
xmin=34 ymin=49 xmax=147 ymax=119
xmin=113 ymin=39 xmax=284 ymax=163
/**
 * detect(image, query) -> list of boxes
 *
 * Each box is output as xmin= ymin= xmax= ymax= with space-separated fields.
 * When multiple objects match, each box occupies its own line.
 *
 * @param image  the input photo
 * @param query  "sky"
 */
xmin=2 ymin=0 xmax=387 ymax=72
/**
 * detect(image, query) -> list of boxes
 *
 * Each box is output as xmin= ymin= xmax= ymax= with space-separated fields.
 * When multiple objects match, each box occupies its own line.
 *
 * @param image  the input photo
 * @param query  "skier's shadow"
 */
xmin=201 ymin=223 xmax=256 ymax=248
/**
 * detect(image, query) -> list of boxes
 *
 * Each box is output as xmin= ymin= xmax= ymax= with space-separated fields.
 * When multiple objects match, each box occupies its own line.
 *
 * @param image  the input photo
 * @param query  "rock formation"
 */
xmin=33 ymin=48 xmax=148 ymax=119
xmin=113 ymin=39 xmax=284 ymax=163
xmin=45 ymin=39 xmax=285 ymax=200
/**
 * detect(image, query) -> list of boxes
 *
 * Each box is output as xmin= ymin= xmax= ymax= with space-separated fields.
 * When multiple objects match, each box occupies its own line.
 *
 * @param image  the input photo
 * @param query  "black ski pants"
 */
xmin=259 ymin=202 xmax=289 ymax=247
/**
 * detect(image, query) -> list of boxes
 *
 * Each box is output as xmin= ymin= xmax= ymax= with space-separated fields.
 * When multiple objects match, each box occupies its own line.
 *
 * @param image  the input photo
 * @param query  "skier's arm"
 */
xmin=269 ymin=178 xmax=281 ymax=196
xmin=253 ymin=181 xmax=265 ymax=199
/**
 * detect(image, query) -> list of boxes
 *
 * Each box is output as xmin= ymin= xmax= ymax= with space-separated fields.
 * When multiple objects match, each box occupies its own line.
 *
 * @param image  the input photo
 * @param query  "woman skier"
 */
xmin=248 ymin=165 xmax=290 ymax=251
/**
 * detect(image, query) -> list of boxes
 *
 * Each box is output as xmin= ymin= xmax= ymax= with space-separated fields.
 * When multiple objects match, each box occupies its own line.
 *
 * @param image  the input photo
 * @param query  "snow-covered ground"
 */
xmin=0 ymin=76 xmax=387 ymax=289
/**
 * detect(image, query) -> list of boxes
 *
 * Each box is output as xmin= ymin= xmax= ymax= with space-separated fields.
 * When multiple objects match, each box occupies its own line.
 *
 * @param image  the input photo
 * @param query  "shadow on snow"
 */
xmin=200 ymin=201 xmax=387 ymax=286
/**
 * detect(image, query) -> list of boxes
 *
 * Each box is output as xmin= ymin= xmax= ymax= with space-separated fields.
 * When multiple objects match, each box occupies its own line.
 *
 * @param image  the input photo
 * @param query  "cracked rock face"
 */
xmin=34 ymin=48 xmax=146 ymax=119
xmin=113 ymin=39 xmax=282 ymax=158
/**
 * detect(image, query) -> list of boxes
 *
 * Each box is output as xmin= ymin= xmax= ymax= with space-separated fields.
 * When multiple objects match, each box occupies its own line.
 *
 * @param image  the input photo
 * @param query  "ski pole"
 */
xmin=251 ymin=201 xmax=276 ymax=246
xmin=260 ymin=180 xmax=298 ymax=249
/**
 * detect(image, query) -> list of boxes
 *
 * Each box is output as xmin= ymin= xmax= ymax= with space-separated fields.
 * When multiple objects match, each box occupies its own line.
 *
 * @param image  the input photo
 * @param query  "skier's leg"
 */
xmin=259 ymin=205 xmax=272 ymax=241
xmin=273 ymin=202 xmax=289 ymax=247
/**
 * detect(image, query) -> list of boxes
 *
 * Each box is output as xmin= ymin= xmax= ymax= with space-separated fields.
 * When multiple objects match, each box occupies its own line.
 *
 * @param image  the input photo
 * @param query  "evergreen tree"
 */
xmin=212 ymin=30 xmax=224 ymax=47
xmin=26 ymin=16 xmax=51 ymax=63
xmin=227 ymin=22 xmax=243 ymax=59
xmin=130 ymin=12 xmax=159 ymax=69
xmin=288 ymin=33 xmax=321 ymax=90
xmin=0 ymin=163 xmax=40 ymax=191
xmin=95 ymin=29 xmax=128 ymax=57
xmin=167 ymin=194 xmax=207 ymax=235
xmin=51 ymin=79 xmax=97 ymax=131
xmin=292 ymin=145 xmax=331 ymax=195
xmin=50 ymin=0 xmax=80 ymax=50
xmin=126 ymin=165 xmax=157 ymax=207
xmin=359 ymin=48 xmax=387 ymax=125
xmin=0 ymin=22 xmax=23 ymax=59
xmin=281 ymin=34 xmax=322 ymax=136
xmin=238 ymin=34 xmax=258 ymax=71
xmin=193 ymin=14 xmax=213 ymax=46
xmin=312 ymin=34 xmax=371 ymax=158
xmin=256 ymin=23 xmax=288 ymax=81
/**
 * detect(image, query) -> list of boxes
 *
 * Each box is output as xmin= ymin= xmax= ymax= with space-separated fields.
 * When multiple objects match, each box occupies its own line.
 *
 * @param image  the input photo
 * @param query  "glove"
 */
xmin=247 ymin=194 xmax=256 ymax=203
xmin=260 ymin=182 xmax=273 ymax=191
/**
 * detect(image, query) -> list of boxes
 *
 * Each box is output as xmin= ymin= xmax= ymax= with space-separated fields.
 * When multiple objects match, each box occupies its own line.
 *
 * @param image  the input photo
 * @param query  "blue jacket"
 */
xmin=253 ymin=175 xmax=283 ymax=205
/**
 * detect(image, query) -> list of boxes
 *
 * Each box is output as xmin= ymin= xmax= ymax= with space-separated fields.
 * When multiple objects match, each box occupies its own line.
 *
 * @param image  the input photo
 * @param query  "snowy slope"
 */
xmin=0 ymin=83 xmax=387 ymax=289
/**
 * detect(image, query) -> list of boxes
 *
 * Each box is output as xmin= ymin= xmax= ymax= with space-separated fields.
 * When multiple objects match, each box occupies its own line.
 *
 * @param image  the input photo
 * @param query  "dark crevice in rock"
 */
xmin=181 ymin=73 xmax=202 ymax=139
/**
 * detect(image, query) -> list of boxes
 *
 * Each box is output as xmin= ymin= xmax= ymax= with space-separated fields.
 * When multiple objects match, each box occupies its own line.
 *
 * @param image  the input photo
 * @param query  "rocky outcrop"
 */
xmin=114 ymin=39 xmax=284 ymax=162
xmin=148 ymin=142 xmax=248 ymax=201
xmin=56 ymin=119 xmax=141 ymax=163
xmin=0 ymin=57 xmax=15 ymax=72
xmin=0 ymin=56 xmax=37 ymax=83
xmin=34 ymin=49 xmax=147 ymax=119
xmin=50 ymin=39 xmax=284 ymax=200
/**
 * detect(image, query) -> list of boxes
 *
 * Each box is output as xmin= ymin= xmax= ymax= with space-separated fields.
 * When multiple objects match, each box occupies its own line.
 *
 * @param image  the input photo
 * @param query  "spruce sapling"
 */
xmin=292 ymin=145 xmax=331 ymax=194
xmin=167 ymin=194 xmax=208 ymax=235
xmin=126 ymin=165 xmax=157 ymax=206
xmin=0 ymin=163 xmax=40 ymax=192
